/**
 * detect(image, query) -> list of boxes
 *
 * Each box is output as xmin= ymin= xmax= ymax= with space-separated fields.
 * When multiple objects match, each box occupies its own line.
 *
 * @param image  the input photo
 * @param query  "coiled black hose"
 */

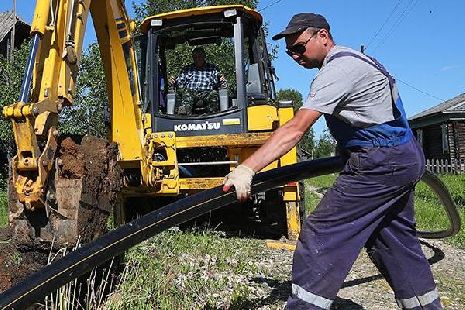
xmin=416 ymin=170 xmax=461 ymax=239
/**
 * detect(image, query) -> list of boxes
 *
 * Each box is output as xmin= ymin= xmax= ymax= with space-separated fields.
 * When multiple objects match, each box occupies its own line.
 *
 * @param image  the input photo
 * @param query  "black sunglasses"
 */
xmin=285 ymin=35 xmax=315 ymax=56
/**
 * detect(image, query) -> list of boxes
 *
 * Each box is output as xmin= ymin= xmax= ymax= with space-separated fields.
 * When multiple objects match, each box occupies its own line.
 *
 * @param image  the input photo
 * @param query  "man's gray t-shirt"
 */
xmin=302 ymin=46 xmax=395 ymax=127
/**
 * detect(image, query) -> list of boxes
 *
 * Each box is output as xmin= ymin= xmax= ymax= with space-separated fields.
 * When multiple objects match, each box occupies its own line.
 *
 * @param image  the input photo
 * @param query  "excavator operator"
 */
xmin=169 ymin=47 xmax=227 ymax=114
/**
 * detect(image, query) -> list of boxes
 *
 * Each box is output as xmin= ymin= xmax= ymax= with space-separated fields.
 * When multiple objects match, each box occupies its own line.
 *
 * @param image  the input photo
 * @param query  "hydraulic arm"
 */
xmin=2 ymin=0 xmax=142 ymax=211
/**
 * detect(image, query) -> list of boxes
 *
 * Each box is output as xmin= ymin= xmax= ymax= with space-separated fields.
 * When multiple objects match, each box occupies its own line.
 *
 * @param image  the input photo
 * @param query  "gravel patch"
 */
xmin=245 ymin=239 xmax=465 ymax=309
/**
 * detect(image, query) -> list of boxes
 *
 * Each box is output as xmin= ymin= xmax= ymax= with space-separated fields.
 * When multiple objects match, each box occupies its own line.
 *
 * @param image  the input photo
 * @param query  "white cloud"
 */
xmin=440 ymin=65 xmax=461 ymax=72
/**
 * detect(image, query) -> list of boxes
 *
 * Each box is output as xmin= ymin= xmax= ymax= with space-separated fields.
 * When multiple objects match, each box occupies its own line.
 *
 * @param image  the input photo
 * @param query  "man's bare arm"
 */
xmin=223 ymin=108 xmax=321 ymax=200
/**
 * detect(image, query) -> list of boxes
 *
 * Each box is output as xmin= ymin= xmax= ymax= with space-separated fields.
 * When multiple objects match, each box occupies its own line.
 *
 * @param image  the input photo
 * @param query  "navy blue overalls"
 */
xmin=286 ymin=52 xmax=442 ymax=310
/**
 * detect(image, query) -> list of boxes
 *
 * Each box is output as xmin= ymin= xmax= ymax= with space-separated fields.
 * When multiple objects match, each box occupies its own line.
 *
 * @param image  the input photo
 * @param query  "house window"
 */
xmin=441 ymin=124 xmax=449 ymax=153
xmin=416 ymin=129 xmax=423 ymax=146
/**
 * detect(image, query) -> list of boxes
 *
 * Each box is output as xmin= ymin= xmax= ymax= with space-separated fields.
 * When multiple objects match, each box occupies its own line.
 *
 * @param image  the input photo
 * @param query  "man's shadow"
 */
xmin=240 ymin=240 xmax=444 ymax=309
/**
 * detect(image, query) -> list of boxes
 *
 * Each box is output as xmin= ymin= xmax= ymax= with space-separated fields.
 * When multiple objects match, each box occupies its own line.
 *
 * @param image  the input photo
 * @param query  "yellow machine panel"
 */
xmin=247 ymin=105 xmax=279 ymax=131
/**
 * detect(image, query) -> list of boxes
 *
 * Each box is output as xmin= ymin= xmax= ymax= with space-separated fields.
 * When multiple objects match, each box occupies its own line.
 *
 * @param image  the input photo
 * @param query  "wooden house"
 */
xmin=0 ymin=11 xmax=30 ymax=58
xmin=409 ymin=93 xmax=465 ymax=172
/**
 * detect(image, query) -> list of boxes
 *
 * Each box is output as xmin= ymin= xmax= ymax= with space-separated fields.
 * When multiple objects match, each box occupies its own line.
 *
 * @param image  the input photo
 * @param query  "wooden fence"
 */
xmin=425 ymin=158 xmax=465 ymax=174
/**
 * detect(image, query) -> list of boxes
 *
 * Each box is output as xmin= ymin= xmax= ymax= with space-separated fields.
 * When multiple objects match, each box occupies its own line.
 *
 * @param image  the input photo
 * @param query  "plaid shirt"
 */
xmin=176 ymin=63 xmax=226 ymax=91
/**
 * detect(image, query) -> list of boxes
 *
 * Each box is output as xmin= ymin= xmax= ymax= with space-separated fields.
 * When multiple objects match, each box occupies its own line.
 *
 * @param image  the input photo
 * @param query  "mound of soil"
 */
xmin=1 ymin=135 xmax=122 ymax=293
xmin=0 ymin=227 xmax=48 ymax=292
xmin=63 ymin=135 xmax=122 ymax=243
xmin=59 ymin=136 xmax=86 ymax=178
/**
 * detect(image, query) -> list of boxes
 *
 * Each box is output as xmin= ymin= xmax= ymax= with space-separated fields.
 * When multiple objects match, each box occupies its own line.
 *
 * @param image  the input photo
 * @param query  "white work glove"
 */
xmin=223 ymin=164 xmax=255 ymax=202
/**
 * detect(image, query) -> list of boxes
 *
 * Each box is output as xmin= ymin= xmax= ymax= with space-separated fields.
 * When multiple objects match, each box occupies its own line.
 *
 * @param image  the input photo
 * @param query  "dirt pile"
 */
xmin=60 ymin=135 xmax=122 ymax=242
xmin=0 ymin=135 xmax=122 ymax=293
xmin=0 ymin=227 xmax=48 ymax=292
xmin=59 ymin=136 xmax=86 ymax=178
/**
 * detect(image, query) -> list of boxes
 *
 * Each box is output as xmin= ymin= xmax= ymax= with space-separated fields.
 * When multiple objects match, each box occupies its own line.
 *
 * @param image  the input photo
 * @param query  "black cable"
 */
xmin=0 ymin=156 xmax=459 ymax=308
xmin=258 ymin=0 xmax=285 ymax=12
xmin=417 ymin=170 xmax=461 ymax=239
xmin=0 ymin=157 xmax=344 ymax=309
xmin=366 ymin=0 xmax=403 ymax=49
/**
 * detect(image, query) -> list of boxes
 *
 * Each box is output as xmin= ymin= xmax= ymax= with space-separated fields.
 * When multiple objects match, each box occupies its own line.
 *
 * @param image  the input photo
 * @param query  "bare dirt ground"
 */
xmin=0 ymin=227 xmax=49 ymax=292
xmin=0 ymin=227 xmax=463 ymax=309
xmin=248 ymin=239 xmax=465 ymax=309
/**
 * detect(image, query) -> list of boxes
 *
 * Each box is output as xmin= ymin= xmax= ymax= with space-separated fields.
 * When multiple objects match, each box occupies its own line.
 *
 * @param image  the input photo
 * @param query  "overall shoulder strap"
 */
xmin=327 ymin=51 xmax=395 ymax=87
xmin=327 ymin=51 xmax=402 ymax=117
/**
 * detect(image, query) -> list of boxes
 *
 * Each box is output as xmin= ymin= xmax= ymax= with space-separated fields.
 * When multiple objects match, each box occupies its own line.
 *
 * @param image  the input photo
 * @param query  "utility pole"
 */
xmin=9 ymin=0 xmax=16 ymax=63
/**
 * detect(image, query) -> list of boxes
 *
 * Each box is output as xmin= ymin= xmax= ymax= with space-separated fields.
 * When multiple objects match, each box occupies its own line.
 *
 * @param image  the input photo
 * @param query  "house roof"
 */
xmin=409 ymin=92 xmax=465 ymax=121
xmin=0 ymin=11 xmax=29 ymax=43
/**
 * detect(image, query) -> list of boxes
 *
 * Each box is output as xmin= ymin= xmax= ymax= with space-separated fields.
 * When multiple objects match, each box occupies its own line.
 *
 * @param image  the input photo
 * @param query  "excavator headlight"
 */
xmin=151 ymin=19 xmax=163 ymax=27
xmin=223 ymin=9 xmax=237 ymax=18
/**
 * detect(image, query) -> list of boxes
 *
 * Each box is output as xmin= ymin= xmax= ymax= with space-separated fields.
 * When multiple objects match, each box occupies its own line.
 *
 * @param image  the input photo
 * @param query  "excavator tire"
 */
xmin=8 ymin=135 xmax=121 ymax=249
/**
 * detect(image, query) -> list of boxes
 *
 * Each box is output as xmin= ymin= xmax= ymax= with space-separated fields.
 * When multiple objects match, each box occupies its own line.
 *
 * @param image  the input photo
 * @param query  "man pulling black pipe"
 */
xmin=223 ymin=13 xmax=442 ymax=310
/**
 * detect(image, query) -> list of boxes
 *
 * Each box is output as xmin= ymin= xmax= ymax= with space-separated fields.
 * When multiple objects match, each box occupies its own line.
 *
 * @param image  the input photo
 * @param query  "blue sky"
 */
xmin=2 ymin=0 xmax=464 ymax=138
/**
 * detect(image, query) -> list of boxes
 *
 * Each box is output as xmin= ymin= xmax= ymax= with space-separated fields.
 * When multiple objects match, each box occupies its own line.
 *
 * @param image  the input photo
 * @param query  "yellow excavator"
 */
xmin=0 ymin=1 xmax=461 ymax=307
xmin=3 ymin=0 xmax=303 ymax=248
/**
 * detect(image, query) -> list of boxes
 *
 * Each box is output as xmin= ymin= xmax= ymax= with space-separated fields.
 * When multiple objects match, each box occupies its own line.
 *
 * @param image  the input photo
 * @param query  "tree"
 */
xmin=276 ymin=88 xmax=303 ymax=110
xmin=0 ymin=41 xmax=109 ymax=187
xmin=0 ymin=41 xmax=31 ymax=187
xmin=276 ymin=88 xmax=315 ymax=159
xmin=59 ymin=43 xmax=108 ymax=137
xmin=314 ymin=129 xmax=336 ymax=158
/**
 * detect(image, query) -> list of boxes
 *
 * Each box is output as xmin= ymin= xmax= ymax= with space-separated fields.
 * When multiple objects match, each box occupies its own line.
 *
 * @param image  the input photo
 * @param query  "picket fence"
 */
xmin=425 ymin=158 xmax=465 ymax=174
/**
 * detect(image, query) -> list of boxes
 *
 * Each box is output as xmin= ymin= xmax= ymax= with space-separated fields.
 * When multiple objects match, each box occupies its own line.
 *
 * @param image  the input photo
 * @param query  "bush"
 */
xmin=0 ymin=191 xmax=7 ymax=227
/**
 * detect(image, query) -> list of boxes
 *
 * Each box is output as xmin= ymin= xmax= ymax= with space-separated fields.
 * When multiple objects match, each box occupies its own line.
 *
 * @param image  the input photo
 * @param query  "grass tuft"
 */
xmin=104 ymin=229 xmax=268 ymax=309
xmin=0 ymin=191 xmax=7 ymax=227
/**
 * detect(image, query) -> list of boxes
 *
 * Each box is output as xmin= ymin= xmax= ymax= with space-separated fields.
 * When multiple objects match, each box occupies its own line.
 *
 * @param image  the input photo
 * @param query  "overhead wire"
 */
xmin=365 ymin=0 xmax=402 ymax=49
xmin=258 ymin=0 xmax=285 ymax=12
xmin=395 ymin=78 xmax=445 ymax=102
xmin=365 ymin=1 xmax=442 ymax=103
xmin=370 ymin=0 xmax=420 ymax=53
xmin=259 ymin=0 xmax=443 ymax=104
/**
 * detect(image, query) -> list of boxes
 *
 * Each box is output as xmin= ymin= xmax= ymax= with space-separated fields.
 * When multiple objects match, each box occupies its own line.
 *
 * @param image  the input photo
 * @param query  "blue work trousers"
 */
xmin=287 ymin=138 xmax=442 ymax=309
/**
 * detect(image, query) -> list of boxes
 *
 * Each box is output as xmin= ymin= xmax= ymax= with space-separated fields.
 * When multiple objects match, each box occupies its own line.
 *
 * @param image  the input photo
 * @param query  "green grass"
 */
xmin=414 ymin=174 xmax=465 ymax=248
xmin=306 ymin=173 xmax=338 ymax=192
xmin=304 ymin=173 xmax=465 ymax=249
xmin=0 ymin=174 xmax=463 ymax=308
xmin=105 ymin=230 xmax=269 ymax=309
xmin=0 ymin=191 xmax=7 ymax=227
xmin=303 ymin=173 xmax=339 ymax=214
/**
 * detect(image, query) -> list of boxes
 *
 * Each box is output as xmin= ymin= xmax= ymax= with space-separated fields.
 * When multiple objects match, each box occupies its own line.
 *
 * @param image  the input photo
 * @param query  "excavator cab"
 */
xmin=141 ymin=5 xmax=276 ymax=137
xmin=130 ymin=6 xmax=302 ymax=241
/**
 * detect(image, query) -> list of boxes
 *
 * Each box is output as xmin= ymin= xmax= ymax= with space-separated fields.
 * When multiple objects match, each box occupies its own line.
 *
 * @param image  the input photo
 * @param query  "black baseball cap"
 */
xmin=272 ymin=13 xmax=330 ymax=41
